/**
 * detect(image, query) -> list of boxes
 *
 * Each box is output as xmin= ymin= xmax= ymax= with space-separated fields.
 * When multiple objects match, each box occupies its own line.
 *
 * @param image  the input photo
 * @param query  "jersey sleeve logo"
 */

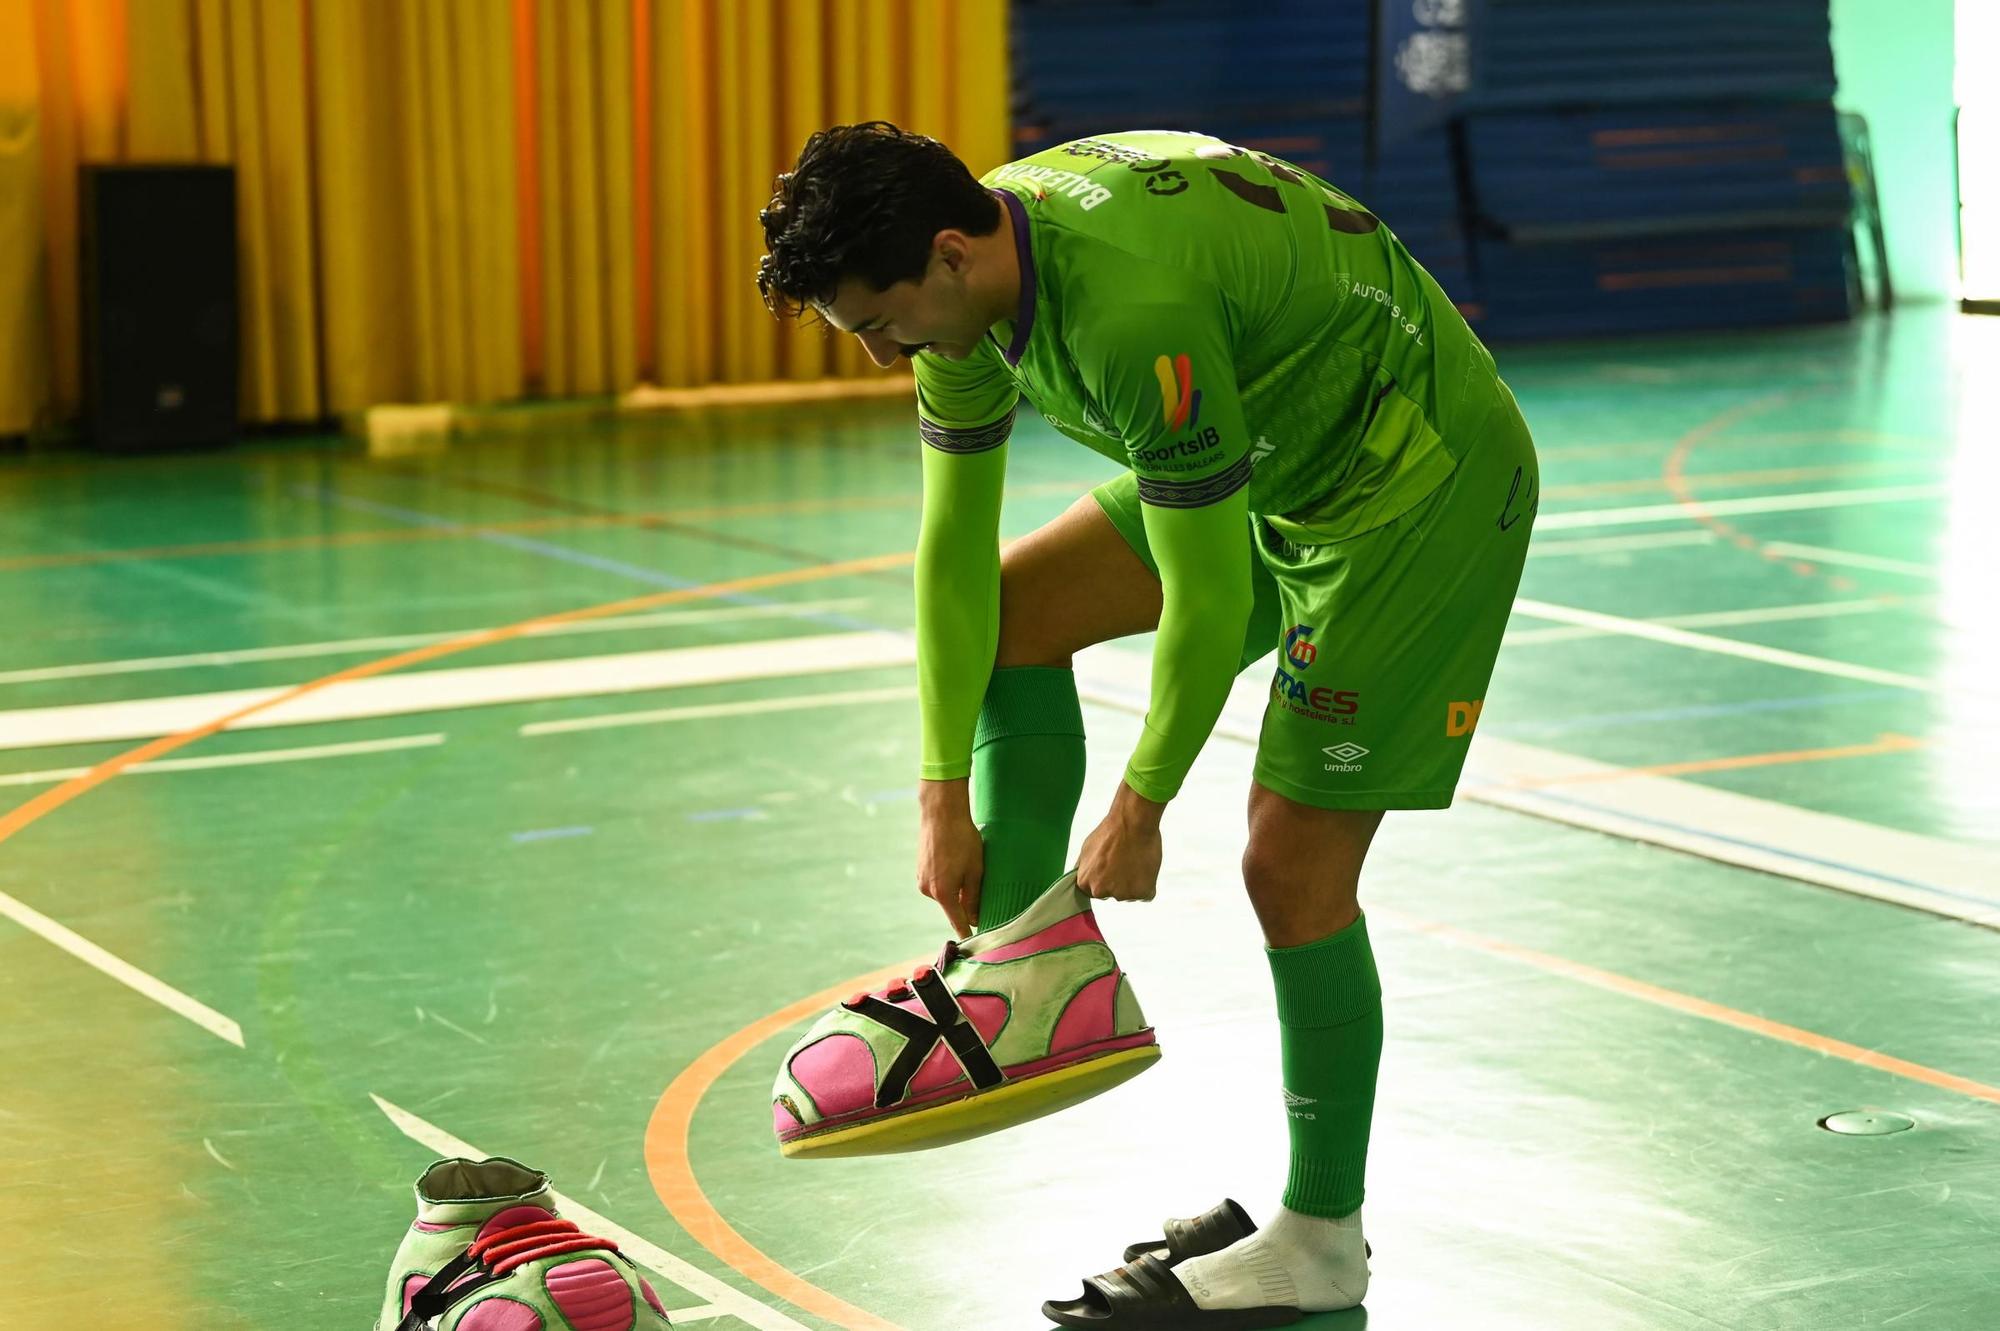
xmin=1153 ymin=353 xmax=1201 ymax=431
xmin=1135 ymin=452 xmax=1252 ymax=508
xmin=918 ymin=405 xmax=1016 ymax=455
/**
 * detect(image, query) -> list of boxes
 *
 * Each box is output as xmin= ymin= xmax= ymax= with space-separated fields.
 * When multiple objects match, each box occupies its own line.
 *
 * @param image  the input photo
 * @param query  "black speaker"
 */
xmin=78 ymin=164 xmax=239 ymax=450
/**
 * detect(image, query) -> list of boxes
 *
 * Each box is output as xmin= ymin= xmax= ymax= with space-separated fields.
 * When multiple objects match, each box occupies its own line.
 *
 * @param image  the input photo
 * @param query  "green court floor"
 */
xmin=2 ymin=307 xmax=1997 ymax=1330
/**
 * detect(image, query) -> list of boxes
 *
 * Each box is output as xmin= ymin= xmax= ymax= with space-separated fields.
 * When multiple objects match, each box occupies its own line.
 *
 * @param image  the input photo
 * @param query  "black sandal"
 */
xmin=1042 ymin=1254 xmax=1303 ymax=1329
xmin=1121 ymin=1198 xmax=1257 ymax=1266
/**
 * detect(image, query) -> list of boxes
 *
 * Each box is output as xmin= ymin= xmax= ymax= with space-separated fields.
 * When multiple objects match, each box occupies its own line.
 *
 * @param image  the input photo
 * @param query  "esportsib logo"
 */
xmin=1284 ymin=624 xmax=1317 ymax=670
xmin=1153 ymin=353 xmax=1201 ymax=430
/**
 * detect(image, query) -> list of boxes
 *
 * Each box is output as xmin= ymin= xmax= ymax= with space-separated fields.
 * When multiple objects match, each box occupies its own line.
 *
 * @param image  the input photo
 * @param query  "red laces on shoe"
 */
xmin=468 ymin=1217 xmax=619 ymax=1276
xmin=846 ymin=941 xmax=961 ymax=1008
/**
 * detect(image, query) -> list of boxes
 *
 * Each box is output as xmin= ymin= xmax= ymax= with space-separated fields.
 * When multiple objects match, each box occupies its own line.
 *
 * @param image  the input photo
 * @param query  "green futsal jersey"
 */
xmin=911 ymin=130 xmax=1506 ymax=802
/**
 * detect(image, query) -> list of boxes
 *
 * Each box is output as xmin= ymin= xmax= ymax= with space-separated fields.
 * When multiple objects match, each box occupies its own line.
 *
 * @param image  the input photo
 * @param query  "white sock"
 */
xmin=1171 ymin=1205 xmax=1369 ymax=1313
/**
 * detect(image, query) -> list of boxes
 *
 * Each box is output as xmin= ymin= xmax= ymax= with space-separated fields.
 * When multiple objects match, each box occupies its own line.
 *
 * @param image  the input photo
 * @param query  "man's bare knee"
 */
xmin=1242 ymin=847 xmax=1362 ymax=946
xmin=995 ymin=539 xmax=1075 ymax=669
xmin=1241 ymin=789 xmax=1382 ymax=946
xmin=991 ymin=495 xmax=1161 ymax=670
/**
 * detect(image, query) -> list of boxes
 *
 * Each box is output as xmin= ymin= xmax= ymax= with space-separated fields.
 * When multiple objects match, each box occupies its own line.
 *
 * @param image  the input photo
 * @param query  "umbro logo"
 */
xmin=1283 ymin=1088 xmax=1319 ymax=1120
xmin=1321 ymin=742 xmax=1369 ymax=773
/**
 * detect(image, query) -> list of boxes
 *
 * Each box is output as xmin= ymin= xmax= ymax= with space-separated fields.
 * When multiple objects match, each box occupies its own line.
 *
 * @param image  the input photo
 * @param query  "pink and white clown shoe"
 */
xmin=375 ymin=1157 xmax=674 ymax=1330
xmin=772 ymin=872 xmax=1160 ymax=1159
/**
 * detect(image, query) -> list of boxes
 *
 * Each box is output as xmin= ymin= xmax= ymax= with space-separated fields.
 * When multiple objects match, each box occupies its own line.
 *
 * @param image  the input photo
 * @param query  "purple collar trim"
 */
xmin=992 ymin=188 xmax=1036 ymax=367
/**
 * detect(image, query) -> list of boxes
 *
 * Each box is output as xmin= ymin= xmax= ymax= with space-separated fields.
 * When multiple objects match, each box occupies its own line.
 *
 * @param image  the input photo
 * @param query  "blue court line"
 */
xmin=511 ymin=826 xmax=596 ymax=844
xmin=1510 ymin=787 xmax=1996 ymax=911
xmin=292 ymin=486 xmax=889 ymax=637
xmin=687 ymin=807 xmax=769 ymax=823
xmin=298 ymin=486 xmax=1991 ymax=917
xmin=118 ymin=549 xmax=342 ymax=632
xmin=1500 ymin=687 xmax=1916 ymax=737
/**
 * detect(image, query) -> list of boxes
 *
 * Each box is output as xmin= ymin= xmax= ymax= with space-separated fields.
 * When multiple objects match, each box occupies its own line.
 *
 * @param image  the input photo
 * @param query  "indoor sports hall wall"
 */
xmin=1010 ymin=0 xmax=1876 ymax=341
xmin=0 ymin=0 xmax=1011 ymax=438
xmin=1829 ymin=0 xmax=1958 ymax=302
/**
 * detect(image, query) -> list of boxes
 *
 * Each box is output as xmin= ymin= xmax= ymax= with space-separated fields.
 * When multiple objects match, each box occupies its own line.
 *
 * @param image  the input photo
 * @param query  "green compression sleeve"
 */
xmin=1123 ymin=481 xmax=1257 ymax=802
xmin=915 ymin=430 xmax=1008 ymax=781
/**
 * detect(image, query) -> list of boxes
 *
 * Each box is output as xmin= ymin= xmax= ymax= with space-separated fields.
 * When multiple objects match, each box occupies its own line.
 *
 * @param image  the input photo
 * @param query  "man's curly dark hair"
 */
xmin=757 ymin=121 xmax=1001 ymax=320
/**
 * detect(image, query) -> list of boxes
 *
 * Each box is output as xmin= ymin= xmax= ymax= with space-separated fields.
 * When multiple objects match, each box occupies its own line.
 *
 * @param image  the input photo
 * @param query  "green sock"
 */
xmin=1268 ymin=912 xmax=1383 ymax=1219
xmin=970 ymin=666 xmax=1086 ymax=931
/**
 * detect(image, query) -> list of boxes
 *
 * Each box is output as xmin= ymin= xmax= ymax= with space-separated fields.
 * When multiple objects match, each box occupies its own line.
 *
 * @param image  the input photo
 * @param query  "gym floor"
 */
xmin=2 ymin=307 xmax=1996 ymax=1331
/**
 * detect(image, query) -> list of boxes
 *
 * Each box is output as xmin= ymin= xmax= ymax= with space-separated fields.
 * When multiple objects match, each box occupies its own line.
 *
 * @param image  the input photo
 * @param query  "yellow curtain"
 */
xmin=0 ymin=1 xmax=48 ymax=435
xmin=310 ymin=0 xmax=523 ymax=410
xmin=0 ymin=0 xmax=1012 ymax=434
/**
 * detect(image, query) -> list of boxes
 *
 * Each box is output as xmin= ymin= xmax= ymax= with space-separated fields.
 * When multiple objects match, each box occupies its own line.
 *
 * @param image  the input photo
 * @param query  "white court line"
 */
xmin=1761 ymin=542 xmax=1935 ymax=578
xmin=0 ymin=631 xmax=914 ymax=752
xmin=1072 ymin=644 xmax=2000 ymax=929
xmin=9 ymin=611 xmax=1989 ymax=924
xmin=1621 ymin=597 xmax=1918 ymax=630
xmin=0 ymin=733 xmax=445 ymax=787
xmin=0 ymin=598 xmax=873 ymax=685
xmin=1503 ymin=596 xmax=1913 ymax=646
xmin=1528 ymin=530 xmax=1717 ymax=557
xmin=0 ymin=888 xmax=245 ymax=1045
xmin=2 ymin=604 xmax=1970 ymax=757
xmin=370 ymin=1094 xmax=808 ymax=1331
xmin=1460 ymin=738 xmax=2000 ymax=929
xmin=0 ymin=480 xmax=1938 ymax=689
xmin=1511 ymin=598 xmax=1946 ymax=694
xmin=522 ymin=686 xmax=917 ymax=736
xmin=0 ymin=643 xmax=910 ymax=1048
xmin=1535 ymin=482 xmax=1946 ymax=531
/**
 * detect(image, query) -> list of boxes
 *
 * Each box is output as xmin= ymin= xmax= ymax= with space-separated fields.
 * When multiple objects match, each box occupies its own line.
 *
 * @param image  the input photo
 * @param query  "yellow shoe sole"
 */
xmin=780 ymin=1043 xmax=1162 ymax=1160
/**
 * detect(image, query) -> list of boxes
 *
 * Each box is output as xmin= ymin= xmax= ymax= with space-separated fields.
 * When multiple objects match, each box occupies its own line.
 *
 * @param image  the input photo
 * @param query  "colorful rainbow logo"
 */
xmin=1153 ymin=353 xmax=1201 ymax=431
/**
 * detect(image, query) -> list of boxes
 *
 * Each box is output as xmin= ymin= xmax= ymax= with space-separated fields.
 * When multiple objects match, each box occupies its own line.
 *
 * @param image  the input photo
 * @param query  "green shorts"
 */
xmin=1092 ymin=383 xmax=1538 ymax=811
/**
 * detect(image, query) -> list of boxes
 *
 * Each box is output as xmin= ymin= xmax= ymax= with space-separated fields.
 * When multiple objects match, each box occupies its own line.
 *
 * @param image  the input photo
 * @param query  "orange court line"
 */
xmin=1541 ymin=459 xmax=1923 ymax=501
xmin=644 ymin=894 xmax=2000 ymax=1326
xmin=0 ymin=481 xmax=1097 ymax=573
xmin=0 ymin=547 xmax=921 ymax=1329
xmin=1660 ymin=388 xmax=1865 ymax=593
xmin=1511 ymin=733 xmax=1926 ymax=789
xmin=628 ymin=389 xmax=1963 ymax=1322
xmin=7 ymin=427 xmax=1940 ymax=574
xmin=5 ymin=417 xmax=1941 ymax=574
xmin=0 ymin=521 xmax=567 ymax=569
xmin=645 ymin=963 xmax=926 ymax=1331
xmin=7 ymin=383 xmax=1968 ymax=1329
xmin=0 ymin=551 xmax=915 ymax=852
xmin=1371 ymin=907 xmax=2000 ymax=1109
xmin=1529 ymin=427 xmax=1940 ymax=465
